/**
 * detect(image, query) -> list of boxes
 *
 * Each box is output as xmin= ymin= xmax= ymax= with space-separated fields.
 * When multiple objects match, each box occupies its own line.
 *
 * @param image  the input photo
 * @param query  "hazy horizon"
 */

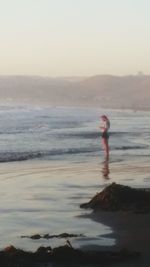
xmin=0 ymin=74 xmax=150 ymax=110
xmin=1 ymin=0 xmax=150 ymax=76
xmin=0 ymin=72 xmax=149 ymax=78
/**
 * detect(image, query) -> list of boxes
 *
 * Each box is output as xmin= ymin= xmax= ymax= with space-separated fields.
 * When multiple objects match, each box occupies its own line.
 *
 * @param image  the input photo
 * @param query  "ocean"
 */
xmin=0 ymin=105 xmax=150 ymax=251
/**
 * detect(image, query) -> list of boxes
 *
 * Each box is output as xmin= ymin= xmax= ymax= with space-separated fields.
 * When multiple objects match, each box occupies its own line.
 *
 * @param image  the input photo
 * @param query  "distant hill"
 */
xmin=76 ymin=75 xmax=150 ymax=110
xmin=0 ymin=75 xmax=149 ymax=110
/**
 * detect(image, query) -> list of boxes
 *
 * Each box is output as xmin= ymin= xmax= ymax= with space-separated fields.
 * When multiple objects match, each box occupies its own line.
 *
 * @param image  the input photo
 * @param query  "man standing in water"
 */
xmin=100 ymin=115 xmax=110 ymax=160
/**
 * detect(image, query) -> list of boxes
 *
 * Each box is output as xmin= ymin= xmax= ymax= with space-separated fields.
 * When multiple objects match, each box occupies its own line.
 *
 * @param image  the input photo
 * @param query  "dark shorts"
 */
xmin=101 ymin=132 xmax=109 ymax=139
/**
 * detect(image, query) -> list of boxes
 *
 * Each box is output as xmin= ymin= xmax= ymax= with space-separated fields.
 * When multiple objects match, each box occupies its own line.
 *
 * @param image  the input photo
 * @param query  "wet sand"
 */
xmin=86 ymin=211 xmax=150 ymax=266
xmin=80 ymin=159 xmax=150 ymax=266
xmin=0 ymin=159 xmax=150 ymax=265
xmin=0 ymin=160 xmax=115 ymax=250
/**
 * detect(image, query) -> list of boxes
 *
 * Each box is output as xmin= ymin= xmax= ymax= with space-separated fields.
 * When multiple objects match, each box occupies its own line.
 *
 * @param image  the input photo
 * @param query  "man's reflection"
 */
xmin=102 ymin=158 xmax=110 ymax=179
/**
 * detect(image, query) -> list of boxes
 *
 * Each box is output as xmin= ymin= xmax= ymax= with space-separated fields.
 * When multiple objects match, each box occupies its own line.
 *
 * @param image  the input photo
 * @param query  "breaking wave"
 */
xmin=0 ymin=144 xmax=147 ymax=163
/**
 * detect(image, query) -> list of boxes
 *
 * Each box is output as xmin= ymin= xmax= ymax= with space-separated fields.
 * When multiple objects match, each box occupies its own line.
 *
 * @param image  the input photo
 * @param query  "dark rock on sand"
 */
xmin=0 ymin=244 xmax=140 ymax=267
xmin=80 ymin=183 xmax=150 ymax=212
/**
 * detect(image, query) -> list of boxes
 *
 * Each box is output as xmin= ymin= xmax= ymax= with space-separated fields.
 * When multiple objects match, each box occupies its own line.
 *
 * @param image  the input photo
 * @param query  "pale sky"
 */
xmin=0 ymin=0 xmax=150 ymax=76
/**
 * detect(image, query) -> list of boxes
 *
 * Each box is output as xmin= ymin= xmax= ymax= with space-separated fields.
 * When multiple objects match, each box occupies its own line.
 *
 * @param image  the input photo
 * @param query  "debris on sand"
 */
xmin=0 ymin=244 xmax=140 ymax=267
xmin=80 ymin=183 xmax=150 ymax=212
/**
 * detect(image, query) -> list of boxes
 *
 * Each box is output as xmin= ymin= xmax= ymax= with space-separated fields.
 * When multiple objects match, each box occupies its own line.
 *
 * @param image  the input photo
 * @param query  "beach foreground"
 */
xmin=87 ymin=211 xmax=150 ymax=267
xmin=0 ymin=243 xmax=140 ymax=267
xmin=81 ymin=183 xmax=150 ymax=266
xmin=0 ymin=160 xmax=150 ymax=266
xmin=0 ymin=183 xmax=150 ymax=266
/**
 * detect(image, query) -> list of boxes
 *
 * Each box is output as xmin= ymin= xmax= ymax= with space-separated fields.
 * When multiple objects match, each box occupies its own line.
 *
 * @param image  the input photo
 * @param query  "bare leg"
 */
xmin=101 ymin=138 xmax=109 ymax=160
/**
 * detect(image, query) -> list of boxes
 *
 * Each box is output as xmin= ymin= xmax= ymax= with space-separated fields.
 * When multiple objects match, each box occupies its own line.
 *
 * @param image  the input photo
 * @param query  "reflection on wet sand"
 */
xmin=102 ymin=158 xmax=110 ymax=179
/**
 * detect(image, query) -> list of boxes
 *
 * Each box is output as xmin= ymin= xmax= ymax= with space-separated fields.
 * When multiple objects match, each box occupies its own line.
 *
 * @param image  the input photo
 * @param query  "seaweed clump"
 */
xmin=21 ymin=232 xmax=84 ymax=240
xmin=0 ymin=245 xmax=140 ymax=267
xmin=80 ymin=183 xmax=150 ymax=212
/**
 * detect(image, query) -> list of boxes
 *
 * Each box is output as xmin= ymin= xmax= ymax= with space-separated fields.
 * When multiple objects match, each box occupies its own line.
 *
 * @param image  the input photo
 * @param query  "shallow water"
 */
xmin=0 ymin=106 xmax=150 ymax=251
xmin=0 ymin=161 xmax=114 ymax=250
